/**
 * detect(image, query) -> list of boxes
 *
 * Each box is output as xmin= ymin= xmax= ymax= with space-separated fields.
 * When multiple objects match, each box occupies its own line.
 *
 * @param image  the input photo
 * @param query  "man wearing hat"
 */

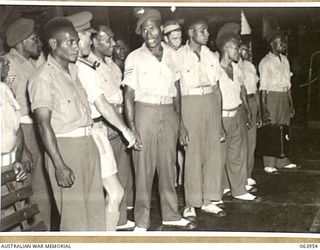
xmin=176 ymin=18 xmax=226 ymax=220
xmin=4 ymin=17 xmax=52 ymax=229
xmin=259 ymin=30 xmax=298 ymax=174
xmin=67 ymin=11 xmax=136 ymax=231
xmin=123 ymin=8 xmax=194 ymax=231
xmin=163 ymin=20 xmax=182 ymax=51
xmin=28 ymin=17 xmax=106 ymax=231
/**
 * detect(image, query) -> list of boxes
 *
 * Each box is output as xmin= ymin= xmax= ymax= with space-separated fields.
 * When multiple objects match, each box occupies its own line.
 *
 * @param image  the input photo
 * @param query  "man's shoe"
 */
xmin=162 ymin=218 xmax=196 ymax=229
xmin=247 ymin=178 xmax=256 ymax=186
xmin=116 ymin=220 xmax=135 ymax=230
xmin=133 ymin=226 xmax=147 ymax=232
xmin=282 ymin=163 xmax=301 ymax=169
xmin=183 ymin=207 xmax=196 ymax=221
xmin=211 ymin=200 xmax=225 ymax=208
xmin=234 ymin=193 xmax=262 ymax=203
xmin=127 ymin=206 xmax=134 ymax=210
xmin=201 ymin=203 xmax=227 ymax=217
xmin=245 ymin=185 xmax=258 ymax=193
xmin=223 ymin=188 xmax=232 ymax=197
xmin=264 ymin=167 xmax=279 ymax=175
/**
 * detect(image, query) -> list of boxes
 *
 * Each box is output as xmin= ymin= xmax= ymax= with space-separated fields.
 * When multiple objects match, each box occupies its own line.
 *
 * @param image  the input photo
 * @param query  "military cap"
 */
xmin=266 ymin=29 xmax=285 ymax=43
xmin=66 ymin=11 xmax=97 ymax=33
xmin=135 ymin=8 xmax=161 ymax=35
xmin=5 ymin=18 xmax=35 ymax=47
xmin=163 ymin=20 xmax=181 ymax=35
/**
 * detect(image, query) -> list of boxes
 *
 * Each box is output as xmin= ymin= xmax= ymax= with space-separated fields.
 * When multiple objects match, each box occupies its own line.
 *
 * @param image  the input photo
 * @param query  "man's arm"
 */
xmin=174 ymin=80 xmax=189 ymax=146
xmin=261 ymin=90 xmax=271 ymax=123
xmin=94 ymin=94 xmax=136 ymax=148
xmin=240 ymin=85 xmax=253 ymax=129
xmin=255 ymin=89 xmax=262 ymax=127
xmin=124 ymin=85 xmax=142 ymax=150
xmin=288 ymin=88 xmax=295 ymax=119
xmin=33 ymin=107 xmax=75 ymax=188
xmin=13 ymin=126 xmax=27 ymax=182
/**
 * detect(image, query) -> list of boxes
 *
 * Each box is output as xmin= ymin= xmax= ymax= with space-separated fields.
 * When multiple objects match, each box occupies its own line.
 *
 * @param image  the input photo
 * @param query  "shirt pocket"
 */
xmin=56 ymin=92 xmax=82 ymax=123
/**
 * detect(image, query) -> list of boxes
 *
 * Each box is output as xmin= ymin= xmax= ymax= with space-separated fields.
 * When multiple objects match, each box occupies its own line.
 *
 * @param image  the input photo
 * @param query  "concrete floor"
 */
xmin=126 ymin=126 xmax=320 ymax=233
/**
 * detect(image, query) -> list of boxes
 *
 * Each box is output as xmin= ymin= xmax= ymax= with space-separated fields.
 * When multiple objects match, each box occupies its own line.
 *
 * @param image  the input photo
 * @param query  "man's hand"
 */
xmin=257 ymin=109 xmax=263 ymax=128
xmin=55 ymin=163 xmax=75 ymax=188
xmin=179 ymin=123 xmax=189 ymax=146
xmin=220 ymin=126 xmax=226 ymax=143
xmin=122 ymin=128 xmax=137 ymax=148
xmin=23 ymin=147 xmax=35 ymax=173
xmin=262 ymin=109 xmax=271 ymax=124
xmin=132 ymin=130 xmax=143 ymax=151
xmin=107 ymin=127 xmax=119 ymax=140
xmin=290 ymin=105 xmax=296 ymax=119
xmin=13 ymin=162 xmax=27 ymax=182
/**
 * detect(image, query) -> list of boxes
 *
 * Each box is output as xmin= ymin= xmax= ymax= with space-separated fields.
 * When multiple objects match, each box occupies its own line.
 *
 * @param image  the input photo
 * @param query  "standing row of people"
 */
xmin=1 ymin=7 xmax=298 ymax=232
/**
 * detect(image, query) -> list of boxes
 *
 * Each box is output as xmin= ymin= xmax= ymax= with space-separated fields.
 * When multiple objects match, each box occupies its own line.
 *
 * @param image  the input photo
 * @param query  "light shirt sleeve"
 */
xmin=77 ymin=64 xmax=104 ymax=104
xmin=122 ymin=53 xmax=138 ymax=90
xmin=258 ymin=59 xmax=271 ymax=91
xmin=28 ymin=76 xmax=54 ymax=112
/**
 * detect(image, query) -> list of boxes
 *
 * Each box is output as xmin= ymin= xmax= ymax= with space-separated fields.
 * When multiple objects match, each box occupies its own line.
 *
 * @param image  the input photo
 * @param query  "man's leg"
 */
xmin=247 ymin=98 xmax=258 ymax=179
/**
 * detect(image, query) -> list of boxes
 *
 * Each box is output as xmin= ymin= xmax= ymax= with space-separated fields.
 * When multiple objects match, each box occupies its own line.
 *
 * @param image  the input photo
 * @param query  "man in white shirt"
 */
xmin=67 ymin=11 xmax=136 ymax=231
xmin=259 ymin=30 xmax=298 ymax=174
xmin=177 ymin=18 xmax=226 ymax=220
xmin=238 ymin=43 xmax=261 ymax=188
xmin=123 ymin=8 xmax=194 ymax=231
xmin=217 ymin=32 xmax=261 ymax=202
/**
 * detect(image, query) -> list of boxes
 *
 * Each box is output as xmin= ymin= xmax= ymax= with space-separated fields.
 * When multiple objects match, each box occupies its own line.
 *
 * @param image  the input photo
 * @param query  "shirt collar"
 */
xmin=10 ymin=48 xmax=33 ymax=66
xmin=141 ymin=42 xmax=168 ymax=57
xmin=47 ymin=54 xmax=78 ymax=80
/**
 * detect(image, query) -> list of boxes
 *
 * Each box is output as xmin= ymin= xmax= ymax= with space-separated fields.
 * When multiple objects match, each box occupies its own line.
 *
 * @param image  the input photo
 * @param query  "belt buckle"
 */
xmin=85 ymin=126 xmax=92 ymax=136
xmin=200 ymin=87 xmax=204 ymax=95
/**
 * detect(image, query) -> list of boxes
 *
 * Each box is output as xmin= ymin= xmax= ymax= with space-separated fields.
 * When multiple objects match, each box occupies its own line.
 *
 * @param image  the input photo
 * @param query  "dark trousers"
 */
xmin=247 ymin=96 xmax=258 ymax=178
xmin=182 ymin=91 xmax=223 ymax=206
xmin=45 ymin=136 xmax=105 ymax=231
xmin=133 ymin=102 xmax=181 ymax=228
xmin=263 ymin=92 xmax=291 ymax=168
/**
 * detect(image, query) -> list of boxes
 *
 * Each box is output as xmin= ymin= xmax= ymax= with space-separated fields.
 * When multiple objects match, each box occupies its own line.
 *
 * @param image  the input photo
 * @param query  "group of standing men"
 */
xmin=1 ymin=7 xmax=299 ymax=232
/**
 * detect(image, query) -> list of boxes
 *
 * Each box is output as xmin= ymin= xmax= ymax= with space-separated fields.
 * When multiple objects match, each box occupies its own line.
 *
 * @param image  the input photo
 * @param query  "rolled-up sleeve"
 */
xmin=122 ymin=54 xmax=138 ymax=90
xmin=28 ymin=76 xmax=54 ymax=112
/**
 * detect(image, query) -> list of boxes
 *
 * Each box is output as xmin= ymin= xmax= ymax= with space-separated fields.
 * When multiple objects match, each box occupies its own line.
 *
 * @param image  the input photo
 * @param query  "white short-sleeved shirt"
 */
xmin=177 ymin=42 xmax=222 ymax=95
xmin=76 ymin=57 xmax=105 ymax=119
xmin=122 ymin=42 xmax=178 ymax=102
xmin=1 ymin=81 xmax=21 ymax=153
xmin=238 ymin=59 xmax=259 ymax=95
xmin=219 ymin=62 xmax=243 ymax=110
xmin=259 ymin=52 xmax=292 ymax=92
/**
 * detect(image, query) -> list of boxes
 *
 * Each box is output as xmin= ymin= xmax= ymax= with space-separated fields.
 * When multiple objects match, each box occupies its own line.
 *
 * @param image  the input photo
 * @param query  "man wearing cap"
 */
xmin=217 ymin=32 xmax=261 ymax=203
xmin=28 ymin=17 xmax=105 ymax=231
xmin=259 ymin=30 xmax=298 ymax=174
xmin=5 ymin=17 xmax=52 ymax=228
xmin=176 ymin=18 xmax=226 ymax=220
xmin=238 ymin=42 xmax=261 ymax=187
xmin=163 ymin=20 xmax=182 ymax=51
xmin=123 ymin=8 xmax=194 ymax=231
xmin=67 ymin=11 xmax=136 ymax=231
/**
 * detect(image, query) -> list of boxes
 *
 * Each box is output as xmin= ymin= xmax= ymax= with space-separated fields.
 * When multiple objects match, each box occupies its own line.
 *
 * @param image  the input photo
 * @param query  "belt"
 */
xmin=247 ymin=93 xmax=255 ymax=98
xmin=56 ymin=126 xmax=92 ymax=138
xmin=184 ymin=85 xmax=215 ymax=96
xmin=267 ymin=87 xmax=288 ymax=93
xmin=20 ymin=115 xmax=33 ymax=124
xmin=112 ymin=103 xmax=123 ymax=114
xmin=93 ymin=116 xmax=103 ymax=123
xmin=222 ymin=105 xmax=241 ymax=118
xmin=222 ymin=110 xmax=238 ymax=117
xmin=138 ymin=96 xmax=173 ymax=105
xmin=1 ymin=148 xmax=16 ymax=167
